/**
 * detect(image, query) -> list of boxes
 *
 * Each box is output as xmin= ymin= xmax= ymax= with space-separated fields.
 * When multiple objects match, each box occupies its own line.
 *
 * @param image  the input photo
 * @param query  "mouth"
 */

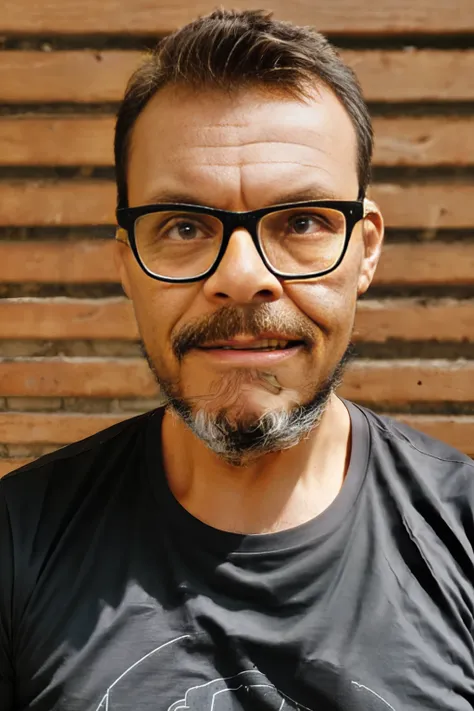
xmin=191 ymin=335 xmax=308 ymax=366
xmin=197 ymin=337 xmax=305 ymax=352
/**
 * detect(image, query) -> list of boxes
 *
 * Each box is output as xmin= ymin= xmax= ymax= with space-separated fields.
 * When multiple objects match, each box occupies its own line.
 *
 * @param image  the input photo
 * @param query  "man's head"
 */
xmin=114 ymin=9 xmax=384 ymax=464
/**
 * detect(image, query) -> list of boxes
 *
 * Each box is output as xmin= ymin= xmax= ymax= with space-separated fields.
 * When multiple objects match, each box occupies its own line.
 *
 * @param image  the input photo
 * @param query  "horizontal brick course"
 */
xmin=0 ymin=458 xmax=33 ymax=477
xmin=0 ymin=413 xmax=472 ymax=480
xmin=2 ymin=240 xmax=473 ymax=286
xmin=2 ymin=0 xmax=474 ymax=35
xmin=2 ymin=181 xmax=474 ymax=229
xmin=0 ymin=5 xmax=473 ymax=471
xmin=0 ymin=412 xmax=470 ymax=453
xmin=0 ymin=358 xmax=473 ymax=402
xmin=2 ymin=115 xmax=474 ymax=167
xmin=1 ymin=298 xmax=473 ymax=343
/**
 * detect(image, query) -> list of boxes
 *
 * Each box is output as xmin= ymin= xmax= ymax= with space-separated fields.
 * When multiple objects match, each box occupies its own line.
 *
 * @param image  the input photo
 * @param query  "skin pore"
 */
xmin=116 ymin=83 xmax=384 ymax=535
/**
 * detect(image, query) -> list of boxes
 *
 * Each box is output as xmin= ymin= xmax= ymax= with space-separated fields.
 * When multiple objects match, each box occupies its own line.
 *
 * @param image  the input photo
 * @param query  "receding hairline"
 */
xmin=114 ymin=9 xmax=373 ymax=208
xmin=125 ymin=78 xmax=359 ymax=179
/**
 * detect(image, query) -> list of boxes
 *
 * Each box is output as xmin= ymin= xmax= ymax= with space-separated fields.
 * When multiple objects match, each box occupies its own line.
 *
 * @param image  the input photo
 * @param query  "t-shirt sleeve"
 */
xmin=0 ymin=481 xmax=14 ymax=709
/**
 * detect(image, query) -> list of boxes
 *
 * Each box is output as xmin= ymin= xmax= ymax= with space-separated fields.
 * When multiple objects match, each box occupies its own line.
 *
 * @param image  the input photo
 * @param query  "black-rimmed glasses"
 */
xmin=116 ymin=200 xmax=365 ymax=283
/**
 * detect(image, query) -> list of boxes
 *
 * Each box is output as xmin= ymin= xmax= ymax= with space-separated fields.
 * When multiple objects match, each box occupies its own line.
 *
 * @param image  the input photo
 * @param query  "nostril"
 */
xmin=256 ymin=289 xmax=278 ymax=300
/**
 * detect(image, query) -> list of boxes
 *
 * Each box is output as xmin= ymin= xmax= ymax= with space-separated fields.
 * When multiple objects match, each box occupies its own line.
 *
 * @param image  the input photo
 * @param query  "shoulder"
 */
xmin=354 ymin=403 xmax=473 ymax=472
xmin=349 ymin=400 xmax=474 ymax=524
xmin=0 ymin=408 xmax=164 ymax=594
xmin=0 ymin=408 xmax=164 ymax=507
xmin=0 ymin=408 xmax=165 ymax=635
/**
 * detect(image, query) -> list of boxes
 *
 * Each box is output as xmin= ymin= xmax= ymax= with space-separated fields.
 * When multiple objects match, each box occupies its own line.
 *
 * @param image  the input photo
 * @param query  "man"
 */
xmin=1 ymin=9 xmax=473 ymax=710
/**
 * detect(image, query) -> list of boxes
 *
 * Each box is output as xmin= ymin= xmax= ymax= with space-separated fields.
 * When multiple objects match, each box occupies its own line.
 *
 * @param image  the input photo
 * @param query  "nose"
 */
xmin=202 ymin=228 xmax=284 ymax=305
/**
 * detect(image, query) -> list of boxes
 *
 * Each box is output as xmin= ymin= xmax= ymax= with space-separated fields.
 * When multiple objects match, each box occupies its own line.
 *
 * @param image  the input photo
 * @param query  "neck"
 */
xmin=161 ymin=394 xmax=351 ymax=535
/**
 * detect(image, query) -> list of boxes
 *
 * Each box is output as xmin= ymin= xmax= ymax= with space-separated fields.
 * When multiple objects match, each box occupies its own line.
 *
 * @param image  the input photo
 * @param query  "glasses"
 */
xmin=116 ymin=200 xmax=365 ymax=283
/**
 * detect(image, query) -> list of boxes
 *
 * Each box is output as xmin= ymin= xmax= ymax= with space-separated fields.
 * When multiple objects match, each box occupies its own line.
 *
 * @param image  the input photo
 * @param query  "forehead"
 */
xmin=127 ymin=84 xmax=359 ymax=208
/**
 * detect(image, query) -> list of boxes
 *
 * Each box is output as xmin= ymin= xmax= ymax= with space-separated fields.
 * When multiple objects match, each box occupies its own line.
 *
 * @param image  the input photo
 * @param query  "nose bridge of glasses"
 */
xmin=214 ymin=210 xmax=271 ymax=275
xmin=213 ymin=211 xmax=280 ymax=290
xmin=221 ymin=209 xmax=259 ymax=245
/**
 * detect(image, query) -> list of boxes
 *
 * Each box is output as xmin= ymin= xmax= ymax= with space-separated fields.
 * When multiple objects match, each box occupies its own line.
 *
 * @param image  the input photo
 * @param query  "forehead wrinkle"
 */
xmin=167 ymin=110 xmax=338 ymax=148
xmin=140 ymin=161 xmax=339 ymax=209
xmin=191 ymin=138 xmax=330 ymax=151
xmin=128 ymin=86 xmax=359 ymax=209
xmin=158 ymin=126 xmax=342 ymax=179
xmin=167 ymin=146 xmax=332 ymax=170
xmin=175 ymin=127 xmax=335 ymax=157
xmin=195 ymin=119 xmax=345 ymax=152
xmin=168 ymin=160 xmax=334 ymax=191
xmin=142 ymin=174 xmax=340 ymax=209
xmin=195 ymin=113 xmax=332 ymax=138
xmin=172 ymin=160 xmax=329 ymax=169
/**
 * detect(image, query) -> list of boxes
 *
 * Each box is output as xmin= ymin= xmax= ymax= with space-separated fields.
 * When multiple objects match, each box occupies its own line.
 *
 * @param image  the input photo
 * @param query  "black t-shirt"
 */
xmin=1 ymin=400 xmax=474 ymax=710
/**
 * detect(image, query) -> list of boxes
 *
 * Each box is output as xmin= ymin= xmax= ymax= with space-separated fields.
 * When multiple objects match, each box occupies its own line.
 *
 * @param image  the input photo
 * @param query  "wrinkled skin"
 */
xmin=116 ymin=83 xmax=384 ymax=532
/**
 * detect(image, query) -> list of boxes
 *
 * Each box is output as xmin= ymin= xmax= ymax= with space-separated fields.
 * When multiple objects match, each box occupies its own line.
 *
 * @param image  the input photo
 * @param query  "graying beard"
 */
xmin=189 ymin=396 xmax=331 ymax=466
xmin=141 ymin=342 xmax=353 ymax=466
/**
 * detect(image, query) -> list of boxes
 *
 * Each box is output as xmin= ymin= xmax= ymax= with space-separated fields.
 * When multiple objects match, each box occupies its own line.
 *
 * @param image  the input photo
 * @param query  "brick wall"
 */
xmin=1 ymin=0 xmax=473 ymax=474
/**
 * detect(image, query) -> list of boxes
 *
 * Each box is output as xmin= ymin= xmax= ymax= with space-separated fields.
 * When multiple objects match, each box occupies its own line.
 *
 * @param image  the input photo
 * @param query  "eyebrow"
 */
xmin=144 ymin=191 xmax=211 ymax=207
xmin=267 ymin=187 xmax=340 ymax=204
xmin=143 ymin=186 xmax=340 ymax=209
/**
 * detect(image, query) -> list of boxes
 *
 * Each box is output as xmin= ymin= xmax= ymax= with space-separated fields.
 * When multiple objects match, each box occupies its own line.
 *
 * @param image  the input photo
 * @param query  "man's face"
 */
xmin=117 ymin=83 xmax=382 ymax=456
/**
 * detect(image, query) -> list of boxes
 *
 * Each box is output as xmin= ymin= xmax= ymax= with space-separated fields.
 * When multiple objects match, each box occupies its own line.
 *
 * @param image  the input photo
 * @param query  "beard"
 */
xmin=141 ymin=304 xmax=355 ymax=466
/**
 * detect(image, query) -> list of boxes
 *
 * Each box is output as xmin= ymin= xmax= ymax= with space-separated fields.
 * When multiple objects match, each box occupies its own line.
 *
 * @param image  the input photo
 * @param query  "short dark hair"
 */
xmin=114 ymin=9 xmax=373 ymax=209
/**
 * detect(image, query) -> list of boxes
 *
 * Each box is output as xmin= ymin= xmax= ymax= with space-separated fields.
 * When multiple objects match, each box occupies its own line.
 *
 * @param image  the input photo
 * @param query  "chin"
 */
xmin=196 ymin=374 xmax=301 ymax=421
xmin=166 ymin=375 xmax=330 ymax=465
xmin=209 ymin=399 xmax=283 ymax=432
xmin=143 ymin=339 xmax=354 ymax=462
xmin=188 ymin=390 xmax=327 ymax=465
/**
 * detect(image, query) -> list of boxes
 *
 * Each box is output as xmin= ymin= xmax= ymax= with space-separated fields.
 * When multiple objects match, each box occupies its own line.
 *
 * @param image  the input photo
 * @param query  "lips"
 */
xmin=199 ymin=338 xmax=297 ymax=351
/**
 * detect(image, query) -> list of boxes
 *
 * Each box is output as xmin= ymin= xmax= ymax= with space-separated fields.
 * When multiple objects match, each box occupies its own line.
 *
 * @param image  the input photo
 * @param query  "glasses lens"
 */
xmin=134 ymin=210 xmax=223 ymax=279
xmin=259 ymin=207 xmax=347 ymax=275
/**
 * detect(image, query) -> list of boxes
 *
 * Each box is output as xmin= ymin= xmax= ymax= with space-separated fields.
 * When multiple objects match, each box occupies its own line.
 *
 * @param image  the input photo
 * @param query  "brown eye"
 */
xmin=166 ymin=220 xmax=206 ymax=241
xmin=288 ymin=215 xmax=319 ymax=235
xmin=173 ymin=222 xmax=195 ymax=240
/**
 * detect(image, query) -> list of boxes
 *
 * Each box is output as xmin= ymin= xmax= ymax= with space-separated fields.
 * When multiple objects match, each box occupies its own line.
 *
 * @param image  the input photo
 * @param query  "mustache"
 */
xmin=172 ymin=305 xmax=317 ymax=360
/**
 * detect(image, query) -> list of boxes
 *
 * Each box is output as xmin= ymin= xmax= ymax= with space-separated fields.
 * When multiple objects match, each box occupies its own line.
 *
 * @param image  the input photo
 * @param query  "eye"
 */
xmin=287 ymin=214 xmax=329 ymax=235
xmin=166 ymin=219 xmax=207 ymax=241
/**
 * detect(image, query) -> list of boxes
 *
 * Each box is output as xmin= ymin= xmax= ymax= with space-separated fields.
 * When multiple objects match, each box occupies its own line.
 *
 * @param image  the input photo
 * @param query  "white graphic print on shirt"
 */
xmin=94 ymin=635 xmax=397 ymax=711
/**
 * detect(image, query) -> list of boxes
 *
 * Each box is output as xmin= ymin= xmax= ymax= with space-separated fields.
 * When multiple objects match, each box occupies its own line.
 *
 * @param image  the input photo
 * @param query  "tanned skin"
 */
xmin=116 ymin=84 xmax=384 ymax=535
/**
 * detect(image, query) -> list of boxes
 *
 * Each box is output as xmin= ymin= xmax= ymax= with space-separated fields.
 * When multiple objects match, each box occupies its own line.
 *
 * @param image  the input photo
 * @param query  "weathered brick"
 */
xmin=6 ymin=443 xmax=58 ymax=458
xmin=62 ymin=397 xmax=122 ymax=413
xmin=1 ymin=358 xmax=473 ymax=403
xmin=2 ymin=181 xmax=474 ymax=229
xmin=2 ymin=51 xmax=474 ymax=103
xmin=0 ymin=412 xmax=126 ymax=444
xmin=0 ymin=458 xmax=34 ymax=477
xmin=2 ymin=240 xmax=473 ymax=286
xmin=0 ymin=413 xmax=472 ymax=461
xmin=1 ymin=6 xmax=474 ymax=41
xmin=6 ymin=396 xmax=63 ymax=411
xmin=114 ymin=397 xmax=165 ymax=412
xmin=2 ymin=298 xmax=473 ymax=343
xmin=3 ymin=115 xmax=474 ymax=168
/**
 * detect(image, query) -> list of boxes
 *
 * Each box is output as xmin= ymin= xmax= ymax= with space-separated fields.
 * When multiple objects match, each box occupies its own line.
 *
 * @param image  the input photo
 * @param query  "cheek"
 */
xmin=285 ymin=250 xmax=362 ymax=343
xmin=124 ymin=268 xmax=198 ymax=357
xmin=132 ymin=289 xmax=168 ymax=341
xmin=316 ymin=236 xmax=362 ymax=329
xmin=286 ymin=279 xmax=357 ymax=335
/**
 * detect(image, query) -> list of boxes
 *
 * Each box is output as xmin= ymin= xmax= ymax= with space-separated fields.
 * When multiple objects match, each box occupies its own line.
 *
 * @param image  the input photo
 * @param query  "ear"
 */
xmin=114 ymin=228 xmax=133 ymax=299
xmin=357 ymin=199 xmax=385 ymax=297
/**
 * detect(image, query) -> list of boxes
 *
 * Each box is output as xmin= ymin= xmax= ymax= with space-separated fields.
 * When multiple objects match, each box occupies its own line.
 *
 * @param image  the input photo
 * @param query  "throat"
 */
xmin=161 ymin=401 xmax=351 ymax=536
xmin=161 ymin=389 xmax=352 ymax=536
